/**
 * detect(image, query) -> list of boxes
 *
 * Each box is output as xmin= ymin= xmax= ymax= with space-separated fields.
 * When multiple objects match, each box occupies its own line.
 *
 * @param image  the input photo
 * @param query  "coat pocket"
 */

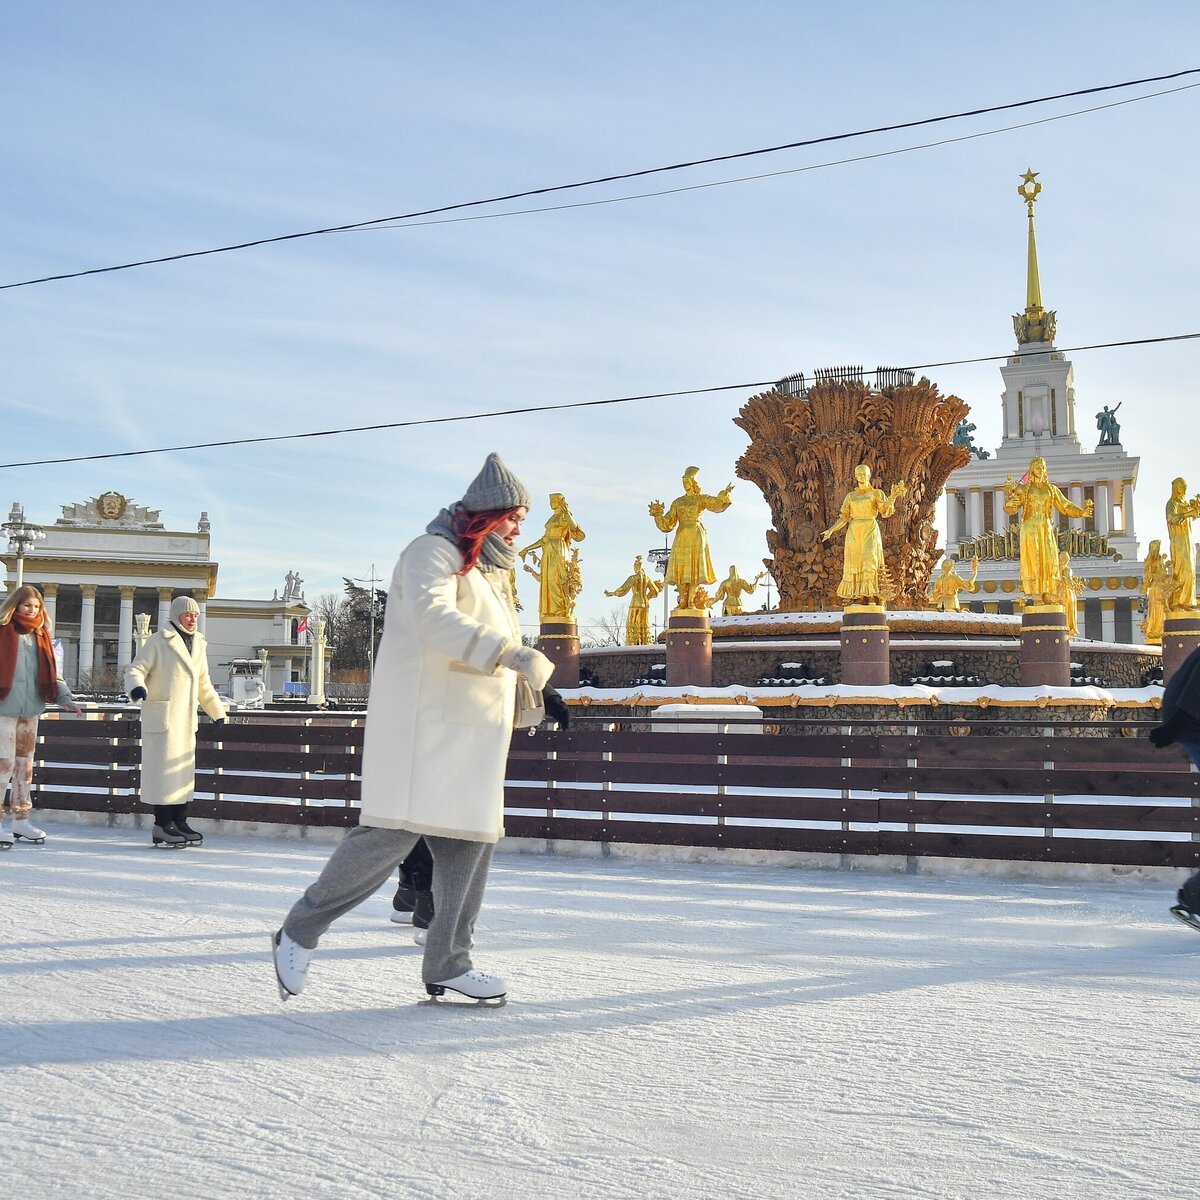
xmin=140 ymin=700 xmax=170 ymax=735
xmin=442 ymin=670 xmax=507 ymax=728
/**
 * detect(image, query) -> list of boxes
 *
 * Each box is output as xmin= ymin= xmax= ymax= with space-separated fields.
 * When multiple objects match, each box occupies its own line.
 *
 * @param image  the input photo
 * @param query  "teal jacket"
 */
xmin=0 ymin=630 xmax=76 ymax=718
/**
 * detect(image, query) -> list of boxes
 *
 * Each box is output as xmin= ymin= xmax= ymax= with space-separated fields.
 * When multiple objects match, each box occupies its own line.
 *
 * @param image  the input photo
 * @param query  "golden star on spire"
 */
xmin=1021 ymin=168 xmax=1039 ymax=185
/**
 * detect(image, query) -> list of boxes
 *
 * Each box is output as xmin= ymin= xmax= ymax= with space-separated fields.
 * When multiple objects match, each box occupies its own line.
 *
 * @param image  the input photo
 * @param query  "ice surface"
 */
xmin=1 ymin=823 xmax=1195 ymax=1199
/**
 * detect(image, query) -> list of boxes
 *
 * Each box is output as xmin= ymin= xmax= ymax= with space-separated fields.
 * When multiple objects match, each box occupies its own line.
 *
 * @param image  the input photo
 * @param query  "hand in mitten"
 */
xmin=499 ymin=644 xmax=554 ymax=691
xmin=130 ymin=686 xmax=147 ymax=702
xmin=543 ymin=684 xmax=571 ymax=730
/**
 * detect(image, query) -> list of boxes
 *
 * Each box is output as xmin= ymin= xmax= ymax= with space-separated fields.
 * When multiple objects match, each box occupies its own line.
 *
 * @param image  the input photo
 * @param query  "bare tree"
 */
xmin=580 ymin=606 xmax=627 ymax=648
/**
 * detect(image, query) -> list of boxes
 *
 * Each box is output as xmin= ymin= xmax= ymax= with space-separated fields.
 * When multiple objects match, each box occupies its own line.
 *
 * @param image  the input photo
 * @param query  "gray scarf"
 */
xmin=426 ymin=505 xmax=517 ymax=575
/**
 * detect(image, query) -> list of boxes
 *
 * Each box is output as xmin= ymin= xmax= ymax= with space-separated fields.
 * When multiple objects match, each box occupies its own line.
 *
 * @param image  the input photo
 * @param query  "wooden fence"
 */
xmin=29 ymin=710 xmax=1200 ymax=868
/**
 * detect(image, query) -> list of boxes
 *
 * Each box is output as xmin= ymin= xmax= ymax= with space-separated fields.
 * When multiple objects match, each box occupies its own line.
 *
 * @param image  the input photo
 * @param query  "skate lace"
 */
xmin=464 ymin=969 xmax=495 ymax=983
xmin=286 ymin=942 xmax=311 ymax=975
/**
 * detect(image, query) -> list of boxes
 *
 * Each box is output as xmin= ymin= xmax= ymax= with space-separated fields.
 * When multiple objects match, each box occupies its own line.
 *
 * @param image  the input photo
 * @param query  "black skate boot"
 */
xmin=1172 ymin=872 xmax=1200 ymax=933
xmin=412 ymin=890 xmax=435 ymax=931
xmin=152 ymin=822 xmax=188 ymax=848
xmin=173 ymin=817 xmax=204 ymax=845
xmin=391 ymin=883 xmax=418 ymax=923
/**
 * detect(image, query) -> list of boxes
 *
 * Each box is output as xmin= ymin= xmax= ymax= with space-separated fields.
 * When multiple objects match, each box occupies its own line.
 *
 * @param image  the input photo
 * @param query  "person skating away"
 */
xmin=273 ymin=453 xmax=554 ymax=1006
xmin=125 ymin=595 xmax=226 ymax=847
xmin=1149 ymin=644 xmax=1200 ymax=932
xmin=0 ymin=586 xmax=82 ymax=848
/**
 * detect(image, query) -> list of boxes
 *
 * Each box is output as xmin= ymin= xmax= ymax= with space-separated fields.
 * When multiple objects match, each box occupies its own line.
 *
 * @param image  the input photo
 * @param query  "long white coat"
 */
xmin=124 ymin=627 xmax=227 ymax=807
xmin=359 ymin=534 xmax=525 ymax=842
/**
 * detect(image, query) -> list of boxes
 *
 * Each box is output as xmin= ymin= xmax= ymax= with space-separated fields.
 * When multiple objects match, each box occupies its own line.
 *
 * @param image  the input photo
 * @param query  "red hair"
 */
xmin=453 ymin=508 xmax=520 ymax=575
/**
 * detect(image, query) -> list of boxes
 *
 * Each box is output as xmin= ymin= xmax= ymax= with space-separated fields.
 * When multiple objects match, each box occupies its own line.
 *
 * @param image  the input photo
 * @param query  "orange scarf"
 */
xmin=0 ymin=615 xmax=58 ymax=702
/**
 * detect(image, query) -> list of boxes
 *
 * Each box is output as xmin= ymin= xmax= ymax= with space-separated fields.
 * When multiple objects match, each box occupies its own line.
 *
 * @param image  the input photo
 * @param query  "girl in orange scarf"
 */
xmin=0 ymin=585 xmax=80 ymax=847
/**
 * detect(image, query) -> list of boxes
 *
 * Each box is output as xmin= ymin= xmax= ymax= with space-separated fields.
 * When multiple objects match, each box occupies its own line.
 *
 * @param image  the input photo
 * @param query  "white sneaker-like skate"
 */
xmin=425 ymin=968 xmax=506 ymax=1005
xmin=11 ymin=817 xmax=46 ymax=845
xmin=272 ymin=928 xmax=313 ymax=1000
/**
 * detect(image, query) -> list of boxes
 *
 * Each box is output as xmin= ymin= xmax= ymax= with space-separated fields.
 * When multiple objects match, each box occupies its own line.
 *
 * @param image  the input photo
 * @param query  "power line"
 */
xmin=351 ymin=83 xmax=1200 ymax=234
xmin=2 ymin=67 xmax=1197 ymax=291
xmin=2 ymin=331 xmax=1195 ymax=471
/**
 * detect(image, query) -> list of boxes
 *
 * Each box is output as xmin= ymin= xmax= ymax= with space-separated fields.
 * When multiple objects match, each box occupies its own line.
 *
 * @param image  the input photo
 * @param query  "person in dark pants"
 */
xmin=1148 ymin=645 xmax=1200 ymax=930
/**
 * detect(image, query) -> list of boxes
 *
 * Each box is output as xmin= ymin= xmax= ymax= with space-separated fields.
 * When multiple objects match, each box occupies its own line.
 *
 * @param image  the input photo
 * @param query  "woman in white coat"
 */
xmin=125 ymin=595 xmax=226 ymax=847
xmin=274 ymin=453 xmax=554 ymax=1005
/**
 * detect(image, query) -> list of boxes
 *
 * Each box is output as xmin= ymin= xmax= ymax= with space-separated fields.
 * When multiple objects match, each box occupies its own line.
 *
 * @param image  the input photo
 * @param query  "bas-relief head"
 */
xmin=853 ymin=464 xmax=871 ymax=485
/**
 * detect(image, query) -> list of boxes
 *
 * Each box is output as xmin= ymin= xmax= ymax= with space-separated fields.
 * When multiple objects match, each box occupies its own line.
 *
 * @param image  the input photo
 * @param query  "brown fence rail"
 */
xmin=28 ymin=710 xmax=1200 ymax=868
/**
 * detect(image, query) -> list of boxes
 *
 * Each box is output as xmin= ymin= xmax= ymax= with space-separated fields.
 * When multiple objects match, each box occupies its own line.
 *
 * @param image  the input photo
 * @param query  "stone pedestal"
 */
xmin=665 ymin=614 xmax=712 ymax=687
xmin=1162 ymin=610 xmax=1200 ymax=685
xmin=538 ymin=622 xmax=580 ymax=688
xmin=839 ymin=605 xmax=890 ymax=686
xmin=1020 ymin=605 xmax=1070 ymax=686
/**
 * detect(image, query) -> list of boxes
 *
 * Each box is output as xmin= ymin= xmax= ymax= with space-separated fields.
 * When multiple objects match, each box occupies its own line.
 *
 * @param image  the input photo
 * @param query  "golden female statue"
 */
xmin=519 ymin=492 xmax=586 ymax=623
xmin=1055 ymin=550 xmax=1085 ymax=637
xmin=1165 ymin=477 xmax=1200 ymax=612
xmin=604 ymin=555 xmax=664 ymax=645
xmin=1001 ymin=456 xmax=1092 ymax=604
xmin=821 ymin=464 xmax=907 ymax=605
xmin=649 ymin=467 xmax=733 ymax=613
xmin=928 ymin=556 xmax=979 ymax=612
xmin=1140 ymin=539 xmax=1170 ymax=644
xmin=713 ymin=566 xmax=766 ymax=616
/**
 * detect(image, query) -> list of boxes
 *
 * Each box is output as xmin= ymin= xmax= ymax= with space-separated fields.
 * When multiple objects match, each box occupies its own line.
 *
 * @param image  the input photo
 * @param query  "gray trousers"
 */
xmin=283 ymin=825 xmax=494 ymax=984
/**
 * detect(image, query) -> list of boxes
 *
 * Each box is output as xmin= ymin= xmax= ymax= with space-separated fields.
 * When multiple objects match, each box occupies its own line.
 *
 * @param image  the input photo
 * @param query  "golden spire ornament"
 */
xmin=1013 ymin=168 xmax=1057 ymax=345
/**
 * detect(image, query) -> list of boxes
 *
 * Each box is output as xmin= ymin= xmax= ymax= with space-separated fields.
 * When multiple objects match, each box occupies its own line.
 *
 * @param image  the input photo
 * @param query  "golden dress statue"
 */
xmin=1165 ymin=478 xmax=1200 ymax=612
xmin=649 ymin=467 xmax=733 ymax=613
xmin=713 ymin=566 xmax=766 ymax=616
xmin=519 ymin=492 xmax=586 ymax=623
xmin=928 ymin=557 xmax=979 ymax=612
xmin=1001 ymin=456 xmax=1092 ymax=604
xmin=821 ymin=464 xmax=907 ymax=605
xmin=1140 ymin=539 xmax=1170 ymax=644
xmin=604 ymin=556 xmax=664 ymax=645
xmin=1055 ymin=551 xmax=1085 ymax=637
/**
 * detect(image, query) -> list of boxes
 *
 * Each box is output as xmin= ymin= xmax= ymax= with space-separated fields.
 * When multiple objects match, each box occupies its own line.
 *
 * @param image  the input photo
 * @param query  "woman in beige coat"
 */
xmin=274 ymin=453 xmax=554 ymax=1006
xmin=125 ymin=595 xmax=226 ymax=847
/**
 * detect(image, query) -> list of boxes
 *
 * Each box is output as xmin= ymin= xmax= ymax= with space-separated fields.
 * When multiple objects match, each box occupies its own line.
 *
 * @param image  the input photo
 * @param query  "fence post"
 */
xmin=906 ymin=723 xmax=919 ymax=874
xmin=841 ymin=723 xmax=853 ymax=871
xmin=1043 ymin=725 xmax=1055 ymax=843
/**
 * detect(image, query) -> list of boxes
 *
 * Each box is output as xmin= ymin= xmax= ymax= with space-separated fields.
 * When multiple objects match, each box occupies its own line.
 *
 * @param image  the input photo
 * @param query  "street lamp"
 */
xmin=646 ymin=542 xmax=670 ymax=637
xmin=352 ymin=564 xmax=383 ymax=681
xmin=3 ymin=503 xmax=46 ymax=589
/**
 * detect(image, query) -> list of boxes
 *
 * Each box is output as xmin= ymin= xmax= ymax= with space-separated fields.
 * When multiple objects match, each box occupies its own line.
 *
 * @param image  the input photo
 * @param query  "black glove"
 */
xmin=130 ymin=686 xmax=147 ymax=701
xmin=542 ymin=684 xmax=570 ymax=730
xmin=212 ymin=717 xmax=226 ymax=727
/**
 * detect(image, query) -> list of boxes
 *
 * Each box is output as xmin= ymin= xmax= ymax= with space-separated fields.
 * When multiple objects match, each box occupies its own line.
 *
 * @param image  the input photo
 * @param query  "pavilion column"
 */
xmin=967 ymin=488 xmax=983 ymax=538
xmin=117 ymin=585 xmax=136 ymax=671
xmin=1094 ymin=481 xmax=1111 ymax=535
xmin=41 ymin=582 xmax=59 ymax=624
xmin=1110 ymin=479 xmax=1123 ymax=533
xmin=1068 ymin=484 xmax=1084 ymax=530
xmin=1100 ymin=598 xmax=1116 ymax=643
xmin=944 ymin=488 xmax=960 ymax=548
xmin=994 ymin=490 xmax=1008 ymax=535
xmin=157 ymin=587 xmax=172 ymax=631
xmin=79 ymin=584 xmax=97 ymax=685
xmin=193 ymin=589 xmax=208 ymax=634
xmin=1122 ymin=482 xmax=1134 ymax=537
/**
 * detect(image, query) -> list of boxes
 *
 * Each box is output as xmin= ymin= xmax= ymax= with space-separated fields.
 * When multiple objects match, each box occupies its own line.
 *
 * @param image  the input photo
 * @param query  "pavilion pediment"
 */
xmin=58 ymin=492 xmax=164 ymax=529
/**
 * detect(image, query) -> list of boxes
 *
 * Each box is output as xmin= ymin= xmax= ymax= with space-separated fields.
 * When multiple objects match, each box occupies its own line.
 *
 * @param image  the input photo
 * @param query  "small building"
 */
xmin=1 ymin=492 xmax=327 ymax=695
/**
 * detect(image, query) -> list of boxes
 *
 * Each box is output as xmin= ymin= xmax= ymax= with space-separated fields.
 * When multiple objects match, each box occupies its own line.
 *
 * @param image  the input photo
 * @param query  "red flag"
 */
xmin=296 ymin=616 xmax=308 ymax=635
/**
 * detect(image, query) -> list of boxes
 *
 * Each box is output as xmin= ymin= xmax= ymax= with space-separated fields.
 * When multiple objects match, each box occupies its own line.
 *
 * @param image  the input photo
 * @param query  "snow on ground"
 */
xmin=2 ymin=823 xmax=1196 ymax=1200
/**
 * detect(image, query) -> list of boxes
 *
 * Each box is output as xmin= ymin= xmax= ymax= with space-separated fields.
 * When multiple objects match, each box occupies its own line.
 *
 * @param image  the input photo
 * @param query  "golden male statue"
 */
xmin=928 ymin=557 xmax=979 ymax=613
xmin=712 ymin=566 xmax=766 ymax=617
xmin=604 ymin=556 xmax=664 ymax=645
xmin=649 ymin=467 xmax=733 ymax=613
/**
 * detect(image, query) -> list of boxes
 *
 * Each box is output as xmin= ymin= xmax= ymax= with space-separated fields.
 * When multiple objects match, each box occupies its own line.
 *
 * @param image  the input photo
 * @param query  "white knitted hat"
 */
xmin=460 ymin=453 xmax=531 ymax=513
xmin=169 ymin=595 xmax=200 ymax=623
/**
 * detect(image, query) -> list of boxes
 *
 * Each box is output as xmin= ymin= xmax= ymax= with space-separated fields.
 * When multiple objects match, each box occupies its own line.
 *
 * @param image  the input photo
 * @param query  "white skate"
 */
xmin=11 ymin=817 xmax=46 ymax=845
xmin=272 ymin=928 xmax=313 ymax=1000
xmin=424 ymin=968 xmax=506 ymax=1006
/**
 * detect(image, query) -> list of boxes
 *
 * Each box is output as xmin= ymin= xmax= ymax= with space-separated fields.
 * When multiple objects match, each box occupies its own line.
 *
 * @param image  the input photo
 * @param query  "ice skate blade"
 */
xmin=12 ymin=835 xmax=46 ymax=845
xmin=0 ymin=841 xmax=13 ymax=851
xmin=419 ymin=992 xmax=506 ymax=1009
xmin=1170 ymin=905 xmax=1200 ymax=934
xmin=152 ymin=840 xmax=187 ymax=849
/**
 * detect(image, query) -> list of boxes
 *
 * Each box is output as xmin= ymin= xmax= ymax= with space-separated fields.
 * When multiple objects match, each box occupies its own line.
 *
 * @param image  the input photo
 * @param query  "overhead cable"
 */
xmin=2 ymin=68 xmax=1197 ymax=291
xmin=1 ymin=331 xmax=1195 ymax=470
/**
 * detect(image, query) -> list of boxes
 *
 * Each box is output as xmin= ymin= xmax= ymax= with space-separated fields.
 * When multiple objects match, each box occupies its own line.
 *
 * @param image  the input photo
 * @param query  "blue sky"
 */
xmin=3 ymin=2 xmax=1198 ymax=636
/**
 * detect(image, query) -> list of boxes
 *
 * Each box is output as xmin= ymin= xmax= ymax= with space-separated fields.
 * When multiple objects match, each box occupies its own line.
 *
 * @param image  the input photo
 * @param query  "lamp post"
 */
xmin=3 ymin=503 xmax=46 ymax=589
xmin=646 ymin=542 xmax=670 ymax=636
xmin=352 ymin=564 xmax=382 ymax=681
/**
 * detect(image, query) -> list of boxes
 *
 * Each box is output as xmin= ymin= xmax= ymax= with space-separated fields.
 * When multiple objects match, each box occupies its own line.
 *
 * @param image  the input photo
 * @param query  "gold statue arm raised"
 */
xmin=605 ymin=576 xmax=635 ymax=598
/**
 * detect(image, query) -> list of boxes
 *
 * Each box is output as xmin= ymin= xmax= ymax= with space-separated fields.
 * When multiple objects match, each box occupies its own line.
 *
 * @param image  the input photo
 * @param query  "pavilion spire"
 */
xmin=1012 ymin=168 xmax=1057 ymax=345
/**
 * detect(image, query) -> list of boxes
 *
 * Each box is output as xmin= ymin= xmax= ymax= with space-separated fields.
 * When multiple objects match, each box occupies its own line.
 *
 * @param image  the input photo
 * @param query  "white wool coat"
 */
xmin=359 ymin=534 xmax=524 ymax=842
xmin=125 ymin=627 xmax=227 ymax=807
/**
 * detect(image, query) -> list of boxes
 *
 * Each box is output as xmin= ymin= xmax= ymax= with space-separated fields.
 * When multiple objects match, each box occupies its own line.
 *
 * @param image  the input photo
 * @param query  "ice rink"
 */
xmin=2 ymin=821 xmax=1195 ymax=1199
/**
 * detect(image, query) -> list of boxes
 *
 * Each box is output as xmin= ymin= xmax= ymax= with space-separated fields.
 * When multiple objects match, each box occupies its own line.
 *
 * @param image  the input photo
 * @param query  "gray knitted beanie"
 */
xmin=460 ymin=452 xmax=531 ymax=513
xmin=169 ymin=595 xmax=200 ymax=623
